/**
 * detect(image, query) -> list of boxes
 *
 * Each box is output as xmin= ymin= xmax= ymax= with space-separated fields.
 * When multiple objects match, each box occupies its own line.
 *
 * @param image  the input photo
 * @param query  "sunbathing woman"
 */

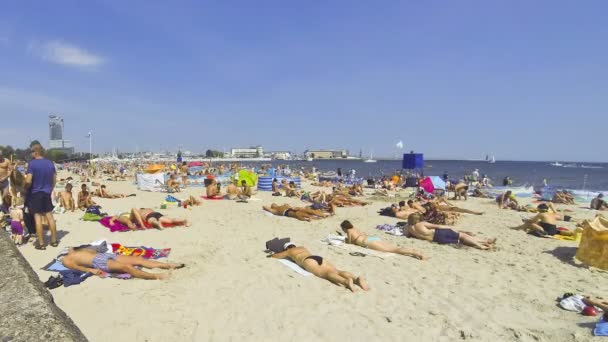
xmin=62 ymin=246 xmax=185 ymax=280
xmin=406 ymin=214 xmax=496 ymax=250
xmin=130 ymin=208 xmax=190 ymax=230
xmin=263 ymin=203 xmax=329 ymax=221
xmin=269 ymin=242 xmax=369 ymax=292
xmin=340 ymin=220 xmax=426 ymax=259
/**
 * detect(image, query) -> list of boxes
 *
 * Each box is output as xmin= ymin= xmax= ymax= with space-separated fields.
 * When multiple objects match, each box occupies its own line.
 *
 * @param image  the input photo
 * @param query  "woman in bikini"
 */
xmin=263 ymin=204 xmax=329 ymax=221
xmin=340 ymin=220 xmax=426 ymax=260
xmin=269 ymin=242 xmax=369 ymax=292
xmin=131 ymin=208 xmax=190 ymax=230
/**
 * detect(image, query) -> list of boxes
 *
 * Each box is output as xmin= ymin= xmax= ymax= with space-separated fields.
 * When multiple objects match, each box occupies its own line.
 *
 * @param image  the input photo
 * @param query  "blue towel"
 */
xmin=594 ymin=317 xmax=608 ymax=336
xmin=59 ymin=270 xmax=92 ymax=287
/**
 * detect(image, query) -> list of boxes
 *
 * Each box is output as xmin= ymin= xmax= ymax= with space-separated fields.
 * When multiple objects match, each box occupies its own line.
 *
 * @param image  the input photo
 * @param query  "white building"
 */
xmin=231 ymin=146 xmax=263 ymax=158
xmin=304 ymin=149 xmax=347 ymax=159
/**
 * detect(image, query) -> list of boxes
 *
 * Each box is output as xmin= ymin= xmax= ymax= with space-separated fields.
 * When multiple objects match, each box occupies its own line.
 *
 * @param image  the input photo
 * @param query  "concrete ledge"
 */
xmin=0 ymin=233 xmax=88 ymax=342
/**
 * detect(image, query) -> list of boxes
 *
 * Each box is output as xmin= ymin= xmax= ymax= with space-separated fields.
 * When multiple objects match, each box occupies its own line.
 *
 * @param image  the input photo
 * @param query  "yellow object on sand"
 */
xmin=170 ymin=164 xmax=177 ymax=170
xmin=575 ymin=215 xmax=608 ymax=270
xmin=144 ymin=164 xmax=165 ymax=174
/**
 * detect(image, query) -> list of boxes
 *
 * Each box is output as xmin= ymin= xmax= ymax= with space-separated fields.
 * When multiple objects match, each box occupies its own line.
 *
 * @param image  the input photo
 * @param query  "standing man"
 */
xmin=24 ymin=144 xmax=58 ymax=250
xmin=0 ymin=150 xmax=11 ymax=198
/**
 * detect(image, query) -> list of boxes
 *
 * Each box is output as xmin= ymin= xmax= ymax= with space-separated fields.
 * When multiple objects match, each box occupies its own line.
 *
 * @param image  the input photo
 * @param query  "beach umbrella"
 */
xmin=420 ymin=176 xmax=446 ymax=193
xmin=188 ymin=161 xmax=204 ymax=167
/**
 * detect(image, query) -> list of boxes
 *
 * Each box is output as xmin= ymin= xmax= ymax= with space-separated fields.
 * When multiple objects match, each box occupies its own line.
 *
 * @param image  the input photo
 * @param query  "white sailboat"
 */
xmin=550 ymin=162 xmax=563 ymax=167
xmin=363 ymin=150 xmax=377 ymax=163
xmin=486 ymin=154 xmax=496 ymax=164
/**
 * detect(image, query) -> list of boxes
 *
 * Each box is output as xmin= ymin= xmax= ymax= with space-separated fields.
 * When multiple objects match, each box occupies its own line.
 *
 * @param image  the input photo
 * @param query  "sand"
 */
xmin=18 ymin=172 xmax=607 ymax=342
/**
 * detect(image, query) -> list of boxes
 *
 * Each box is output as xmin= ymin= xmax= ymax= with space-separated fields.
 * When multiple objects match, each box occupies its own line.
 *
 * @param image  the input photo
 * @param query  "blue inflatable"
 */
xmin=257 ymin=176 xmax=301 ymax=191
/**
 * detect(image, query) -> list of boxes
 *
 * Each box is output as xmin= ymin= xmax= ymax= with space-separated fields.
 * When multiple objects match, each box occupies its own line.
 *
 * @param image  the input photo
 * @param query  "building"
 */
xmin=304 ymin=149 xmax=347 ymax=159
xmin=230 ymin=146 xmax=263 ymax=158
xmin=48 ymin=114 xmax=74 ymax=154
xmin=267 ymin=151 xmax=292 ymax=160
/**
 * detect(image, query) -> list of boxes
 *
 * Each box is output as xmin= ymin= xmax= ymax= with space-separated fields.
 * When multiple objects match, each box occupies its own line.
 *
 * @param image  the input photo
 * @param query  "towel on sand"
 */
xmin=278 ymin=259 xmax=312 ymax=276
xmin=99 ymin=216 xmax=181 ymax=232
xmin=594 ymin=317 xmax=608 ymax=336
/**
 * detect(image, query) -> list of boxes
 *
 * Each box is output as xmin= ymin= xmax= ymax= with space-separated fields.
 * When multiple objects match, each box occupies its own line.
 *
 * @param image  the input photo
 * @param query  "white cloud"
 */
xmin=30 ymin=40 xmax=105 ymax=68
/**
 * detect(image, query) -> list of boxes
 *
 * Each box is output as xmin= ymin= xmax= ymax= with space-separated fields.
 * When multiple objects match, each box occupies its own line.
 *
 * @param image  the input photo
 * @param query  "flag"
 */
xmin=396 ymin=141 xmax=403 ymax=149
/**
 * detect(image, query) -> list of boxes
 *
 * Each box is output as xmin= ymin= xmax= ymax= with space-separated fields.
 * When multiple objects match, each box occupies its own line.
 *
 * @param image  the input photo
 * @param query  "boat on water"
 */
xmin=363 ymin=151 xmax=377 ymax=163
xmin=550 ymin=162 xmax=563 ymax=167
xmin=486 ymin=155 xmax=496 ymax=164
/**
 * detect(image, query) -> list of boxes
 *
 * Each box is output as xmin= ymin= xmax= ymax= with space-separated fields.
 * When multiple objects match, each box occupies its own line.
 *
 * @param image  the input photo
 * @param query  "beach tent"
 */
xmin=188 ymin=161 xmax=204 ymax=167
xmin=136 ymin=173 xmax=165 ymax=192
xmin=576 ymin=215 xmax=608 ymax=270
xmin=420 ymin=176 xmax=446 ymax=193
xmin=238 ymin=170 xmax=258 ymax=186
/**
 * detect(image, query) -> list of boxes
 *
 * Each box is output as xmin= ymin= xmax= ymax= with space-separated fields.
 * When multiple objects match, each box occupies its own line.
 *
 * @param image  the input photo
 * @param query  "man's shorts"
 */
xmin=28 ymin=192 xmax=54 ymax=214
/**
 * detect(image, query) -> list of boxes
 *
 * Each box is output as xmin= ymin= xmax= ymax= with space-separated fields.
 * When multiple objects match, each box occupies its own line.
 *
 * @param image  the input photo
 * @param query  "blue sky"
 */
xmin=0 ymin=0 xmax=606 ymax=161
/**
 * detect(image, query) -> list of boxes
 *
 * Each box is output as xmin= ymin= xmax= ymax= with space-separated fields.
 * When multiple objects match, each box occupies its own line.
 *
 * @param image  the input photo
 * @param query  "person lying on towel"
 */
xmin=131 ymin=208 xmax=190 ymax=230
xmin=62 ymin=246 xmax=184 ymax=280
xmin=268 ymin=242 xmax=369 ymax=292
xmin=511 ymin=204 xmax=575 ymax=237
xmin=263 ymin=203 xmax=330 ymax=222
xmin=405 ymin=214 xmax=496 ymax=250
xmin=340 ymin=220 xmax=426 ymax=259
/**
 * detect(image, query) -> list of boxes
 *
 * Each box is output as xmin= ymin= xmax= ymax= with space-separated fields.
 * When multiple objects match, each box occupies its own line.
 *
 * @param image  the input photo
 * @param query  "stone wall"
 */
xmin=0 ymin=233 xmax=88 ymax=341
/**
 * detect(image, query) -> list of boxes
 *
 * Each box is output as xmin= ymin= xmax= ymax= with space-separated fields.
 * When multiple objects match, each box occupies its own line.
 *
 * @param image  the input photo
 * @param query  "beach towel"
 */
xmin=98 ymin=216 xmax=182 ymax=232
xmin=82 ymin=212 xmax=103 ymax=221
xmin=201 ymin=196 xmax=224 ymax=200
xmin=278 ymin=259 xmax=312 ymax=276
xmin=110 ymin=243 xmax=171 ymax=259
xmin=594 ymin=317 xmax=608 ymax=336
xmin=376 ymin=224 xmax=404 ymax=236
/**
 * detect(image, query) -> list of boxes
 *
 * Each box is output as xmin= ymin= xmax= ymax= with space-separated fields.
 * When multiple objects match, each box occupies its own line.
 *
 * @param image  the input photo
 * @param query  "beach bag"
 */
xmin=265 ymin=237 xmax=291 ymax=253
xmin=85 ymin=206 xmax=102 ymax=216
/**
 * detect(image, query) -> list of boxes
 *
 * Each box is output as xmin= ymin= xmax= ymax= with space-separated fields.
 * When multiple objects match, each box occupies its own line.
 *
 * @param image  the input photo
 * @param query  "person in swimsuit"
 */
xmin=0 ymin=150 xmax=10 ymax=198
xmin=225 ymin=181 xmax=239 ymax=200
xmin=512 ymin=205 xmax=575 ymax=237
xmin=340 ymin=220 xmax=426 ymax=259
xmin=61 ymin=247 xmax=185 ymax=280
xmin=591 ymin=193 xmax=608 ymax=210
xmin=452 ymin=181 xmax=469 ymax=201
xmin=497 ymin=191 xmax=518 ymax=209
xmin=59 ymin=183 xmax=76 ymax=212
xmin=406 ymin=200 xmax=426 ymax=214
xmin=269 ymin=242 xmax=369 ymax=292
xmin=206 ymin=179 xmax=223 ymax=198
xmin=406 ymin=214 xmax=497 ymax=250
xmin=130 ymin=208 xmax=190 ymax=230
xmin=263 ymin=203 xmax=329 ymax=221
xmin=10 ymin=206 xmax=24 ymax=245
xmin=166 ymin=174 xmax=181 ymax=193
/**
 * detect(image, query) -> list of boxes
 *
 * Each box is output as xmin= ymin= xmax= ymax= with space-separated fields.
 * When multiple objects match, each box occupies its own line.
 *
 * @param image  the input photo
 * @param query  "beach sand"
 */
xmin=19 ymin=173 xmax=607 ymax=341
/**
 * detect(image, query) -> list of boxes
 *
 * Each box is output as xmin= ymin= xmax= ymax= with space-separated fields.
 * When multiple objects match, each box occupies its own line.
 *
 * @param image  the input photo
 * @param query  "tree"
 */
xmin=205 ymin=149 xmax=223 ymax=158
xmin=46 ymin=150 xmax=68 ymax=162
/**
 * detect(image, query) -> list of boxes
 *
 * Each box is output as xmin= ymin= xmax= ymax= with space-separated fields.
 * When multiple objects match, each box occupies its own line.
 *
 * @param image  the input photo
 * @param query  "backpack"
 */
xmin=85 ymin=206 xmax=102 ymax=216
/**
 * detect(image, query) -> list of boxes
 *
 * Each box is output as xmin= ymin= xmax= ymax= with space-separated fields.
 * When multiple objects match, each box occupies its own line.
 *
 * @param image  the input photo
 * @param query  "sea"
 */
xmin=255 ymin=159 xmax=608 ymax=195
